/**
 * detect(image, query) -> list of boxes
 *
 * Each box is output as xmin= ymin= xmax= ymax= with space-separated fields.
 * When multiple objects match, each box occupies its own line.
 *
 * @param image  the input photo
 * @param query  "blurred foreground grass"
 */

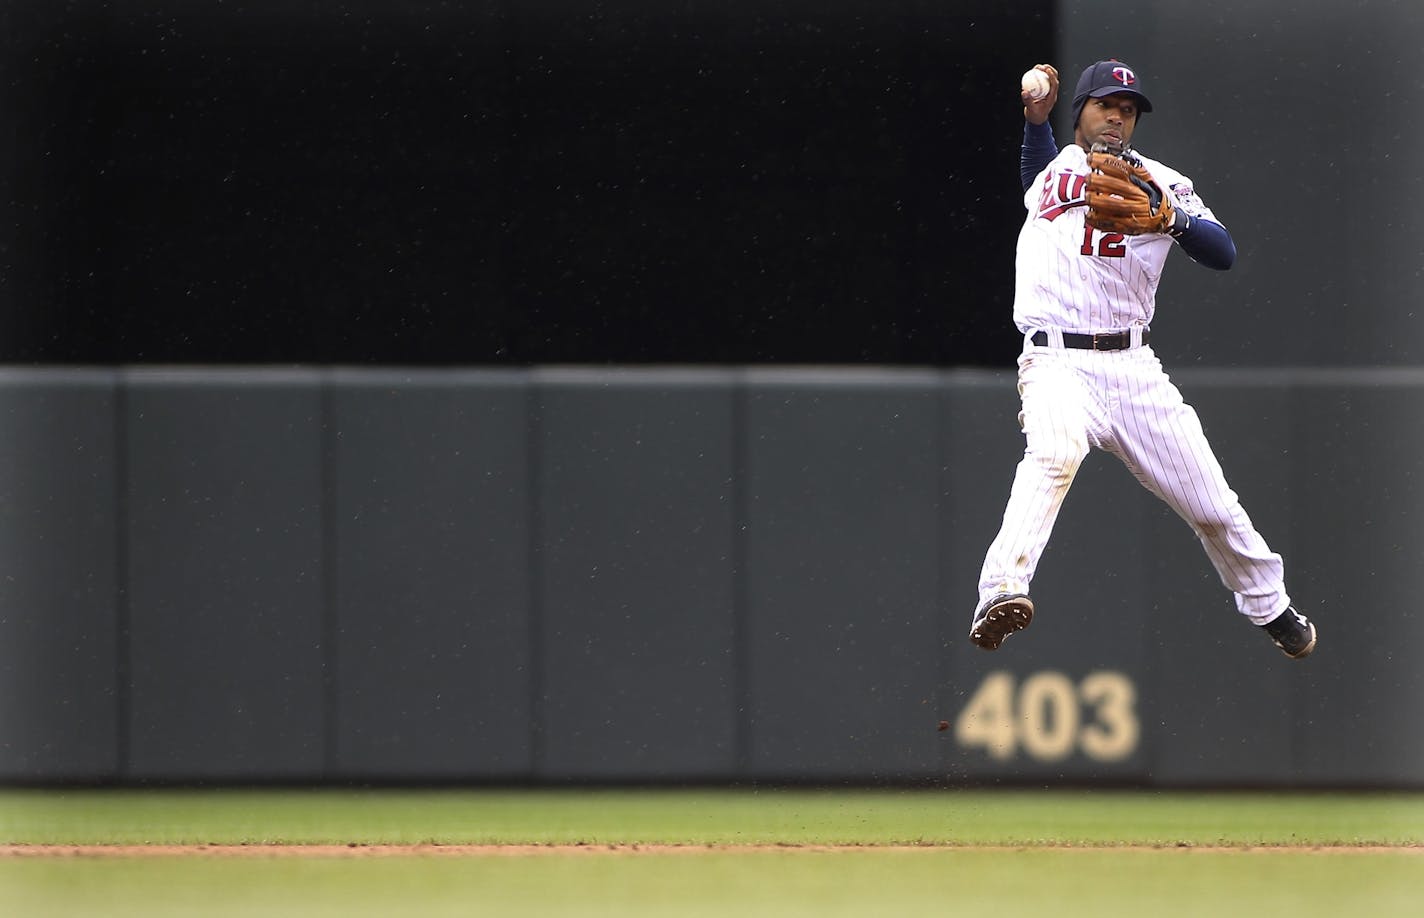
xmin=2 ymin=789 xmax=1422 ymax=917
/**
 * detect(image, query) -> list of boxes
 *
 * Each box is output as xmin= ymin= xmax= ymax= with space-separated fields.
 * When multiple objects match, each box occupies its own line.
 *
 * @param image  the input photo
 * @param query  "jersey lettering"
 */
xmin=1036 ymin=170 xmax=1087 ymax=221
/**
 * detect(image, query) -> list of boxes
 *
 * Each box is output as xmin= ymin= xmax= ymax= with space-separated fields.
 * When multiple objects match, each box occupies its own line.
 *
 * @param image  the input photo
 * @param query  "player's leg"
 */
xmin=1107 ymin=357 xmax=1289 ymax=624
xmin=974 ymin=352 xmax=1096 ymax=647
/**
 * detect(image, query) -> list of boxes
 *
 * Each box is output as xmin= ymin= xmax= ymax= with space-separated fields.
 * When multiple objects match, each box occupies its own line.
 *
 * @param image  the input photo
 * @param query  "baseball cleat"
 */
xmin=969 ymin=593 xmax=1035 ymax=651
xmin=1261 ymin=604 xmax=1317 ymax=659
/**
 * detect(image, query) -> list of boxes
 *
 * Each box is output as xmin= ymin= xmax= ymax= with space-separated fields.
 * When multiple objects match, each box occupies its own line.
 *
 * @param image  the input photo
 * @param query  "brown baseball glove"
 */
xmin=1085 ymin=148 xmax=1175 ymax=235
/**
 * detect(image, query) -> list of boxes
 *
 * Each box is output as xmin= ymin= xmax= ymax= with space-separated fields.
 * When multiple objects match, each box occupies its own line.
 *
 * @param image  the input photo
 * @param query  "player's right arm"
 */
xmin=1021 ymin=122 xmax=1058 ymax=191
xmin=1020 ymin=64 xmax=1060 ymax=191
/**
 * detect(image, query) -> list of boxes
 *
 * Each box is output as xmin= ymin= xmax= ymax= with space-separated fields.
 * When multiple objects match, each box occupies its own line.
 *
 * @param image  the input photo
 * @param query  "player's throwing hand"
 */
xmin=1020 ymin=64 xmax=1059 ymax=125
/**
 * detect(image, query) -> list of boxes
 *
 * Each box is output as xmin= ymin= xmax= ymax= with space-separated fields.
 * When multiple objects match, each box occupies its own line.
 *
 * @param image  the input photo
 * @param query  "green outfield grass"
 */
xmin=2 ymin=788 xmax=1422 ymax=916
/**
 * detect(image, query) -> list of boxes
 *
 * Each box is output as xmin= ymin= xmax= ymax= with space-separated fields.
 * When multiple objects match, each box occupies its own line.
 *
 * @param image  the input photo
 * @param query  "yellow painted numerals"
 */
xmin=954 ymin=670 xmax=1139 ymax=763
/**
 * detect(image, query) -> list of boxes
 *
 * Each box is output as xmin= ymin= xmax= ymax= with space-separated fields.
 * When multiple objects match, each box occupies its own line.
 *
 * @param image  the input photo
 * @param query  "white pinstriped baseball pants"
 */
xmin=976 ymin=339 xmax=1290 ymax=624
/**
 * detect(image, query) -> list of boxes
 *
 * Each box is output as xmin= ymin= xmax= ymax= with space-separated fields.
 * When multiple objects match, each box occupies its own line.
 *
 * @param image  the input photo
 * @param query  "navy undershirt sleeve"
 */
xmin=1020 ymin=120 xmax=1058 ymax=191
xmin=1173 ymin=216 xmax=1236 ymax=271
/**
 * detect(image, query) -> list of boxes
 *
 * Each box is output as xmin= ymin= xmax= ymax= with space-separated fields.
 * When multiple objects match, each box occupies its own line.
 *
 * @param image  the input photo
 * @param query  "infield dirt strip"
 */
xmin=2 ymin=844 xmax=1420 ymax=858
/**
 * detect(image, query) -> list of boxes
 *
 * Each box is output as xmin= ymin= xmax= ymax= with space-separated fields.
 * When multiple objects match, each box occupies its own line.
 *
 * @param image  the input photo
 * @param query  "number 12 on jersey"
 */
xmin=954 ymin=669 xmax=1139 ymax=763
xmin=1082 ymin=226 xmax=1126 ymax=257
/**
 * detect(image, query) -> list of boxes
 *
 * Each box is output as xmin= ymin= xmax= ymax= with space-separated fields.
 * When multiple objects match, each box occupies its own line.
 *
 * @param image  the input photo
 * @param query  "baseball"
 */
xmin=1021 ymin=68 xmax=1050 ymax=102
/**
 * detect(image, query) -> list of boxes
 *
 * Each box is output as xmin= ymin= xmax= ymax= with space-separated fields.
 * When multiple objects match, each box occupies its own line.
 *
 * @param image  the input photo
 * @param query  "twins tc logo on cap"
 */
xmin=1072 ymin=60 xmax=1154 ymax=117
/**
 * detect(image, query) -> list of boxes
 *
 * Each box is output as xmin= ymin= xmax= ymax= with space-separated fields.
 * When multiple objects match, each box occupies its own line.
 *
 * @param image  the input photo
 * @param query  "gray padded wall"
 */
xmin=742 ymin=370 xmax=944 ymax=781
xmin=329 ymin=371 xmax=533 ymax=779
xmin=123 ymin=370 xmax=327 ymax=781
xmin=0 ymin=370 xmax=119 ymax=780
xmin=1287 ymin=374 xmax=1424 ymax=785
xmin=3 ymin=366 xmax=1422 ymax=787
xmin=1059 ymin=0 xmax=1424 ymax=368
xmin=534 ymin=370 xmax=739 ymax=780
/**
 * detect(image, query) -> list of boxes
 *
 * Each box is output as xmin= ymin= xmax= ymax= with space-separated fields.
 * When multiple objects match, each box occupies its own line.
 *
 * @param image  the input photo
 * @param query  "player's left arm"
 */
xmin=1169 ymin=213 xmax=1235 ymax=270
xmin=1163 ymin=179 xmax=1235 ymax=270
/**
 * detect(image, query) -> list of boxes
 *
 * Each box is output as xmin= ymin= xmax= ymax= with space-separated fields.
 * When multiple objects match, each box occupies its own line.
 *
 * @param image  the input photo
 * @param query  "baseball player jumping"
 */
xmin=969 ymin=60 xmax=1317 ymax=659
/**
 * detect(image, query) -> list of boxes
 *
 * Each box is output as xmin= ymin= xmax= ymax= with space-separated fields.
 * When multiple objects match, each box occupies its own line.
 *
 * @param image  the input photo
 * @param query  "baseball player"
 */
xmin=969 ymin=60 xmax=1317 ymax=659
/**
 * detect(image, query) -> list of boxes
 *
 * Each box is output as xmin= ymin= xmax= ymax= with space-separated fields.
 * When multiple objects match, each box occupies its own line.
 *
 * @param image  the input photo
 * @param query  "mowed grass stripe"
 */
xmin=2 ymin=788 xmax=1422 ymax=847
xmin=2 ymin=847 xmax=1423 ymax=918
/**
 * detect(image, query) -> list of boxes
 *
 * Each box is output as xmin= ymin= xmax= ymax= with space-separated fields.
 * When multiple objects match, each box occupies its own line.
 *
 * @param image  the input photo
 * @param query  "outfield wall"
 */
xmin=1 ymin=366 xmax=1421 ymax=787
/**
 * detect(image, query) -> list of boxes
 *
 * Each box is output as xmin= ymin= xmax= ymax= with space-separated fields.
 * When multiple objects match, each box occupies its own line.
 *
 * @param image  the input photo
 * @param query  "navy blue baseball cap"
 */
xmin=1071 ymin=59 xmax=1153 ymax=124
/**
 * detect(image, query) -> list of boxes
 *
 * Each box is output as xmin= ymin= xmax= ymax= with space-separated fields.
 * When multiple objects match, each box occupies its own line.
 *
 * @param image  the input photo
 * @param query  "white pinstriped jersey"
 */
xmin=1013 ymin=144 xmax=1218 ymax=334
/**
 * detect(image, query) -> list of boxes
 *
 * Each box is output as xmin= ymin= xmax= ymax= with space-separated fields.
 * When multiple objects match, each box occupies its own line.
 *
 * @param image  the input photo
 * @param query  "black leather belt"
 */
xmin=1031 ymin=330 xmax=1148 ymax=351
